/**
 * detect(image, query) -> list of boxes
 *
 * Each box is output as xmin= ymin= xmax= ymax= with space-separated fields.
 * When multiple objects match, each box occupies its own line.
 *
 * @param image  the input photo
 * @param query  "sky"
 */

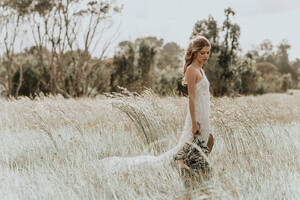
xmin=103 ymin=0 xmax=300 ymax=61
xmin=1 ymin=0 xmax=299 ymax=61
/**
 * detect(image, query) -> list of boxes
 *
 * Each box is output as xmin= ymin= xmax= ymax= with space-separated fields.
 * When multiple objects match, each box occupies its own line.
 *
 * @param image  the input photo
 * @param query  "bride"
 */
xmin=99 ymin=36 xmax=214 ymax=173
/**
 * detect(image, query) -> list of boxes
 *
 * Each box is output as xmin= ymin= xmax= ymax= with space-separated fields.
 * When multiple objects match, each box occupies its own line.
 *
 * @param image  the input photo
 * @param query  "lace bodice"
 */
xmin=195 ymin=69 xmax=210 ymax=98
xmin=183 ymin=68 xmax=211 ymax=145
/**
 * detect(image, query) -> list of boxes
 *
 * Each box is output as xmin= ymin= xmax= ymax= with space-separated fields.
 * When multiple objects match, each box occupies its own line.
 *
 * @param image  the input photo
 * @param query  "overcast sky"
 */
xmin=105 ymin=0 xmax=300 ymax=61
xmin=1 ymin=0 xmax=299 ymax=61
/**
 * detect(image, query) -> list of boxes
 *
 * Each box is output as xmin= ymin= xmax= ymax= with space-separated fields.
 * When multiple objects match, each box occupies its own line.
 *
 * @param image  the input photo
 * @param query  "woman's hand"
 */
xmin=192 ymin=122 xmax=201 ymax=138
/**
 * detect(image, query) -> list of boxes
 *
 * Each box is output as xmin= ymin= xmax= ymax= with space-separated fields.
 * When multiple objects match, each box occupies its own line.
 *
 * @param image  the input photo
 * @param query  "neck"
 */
xmin=191 ymin=59 xmax=203 ymax=68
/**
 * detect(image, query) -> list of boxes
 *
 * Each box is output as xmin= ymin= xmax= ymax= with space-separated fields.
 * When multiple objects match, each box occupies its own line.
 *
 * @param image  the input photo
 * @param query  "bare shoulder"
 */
xmin=186 ymin=65 xmax=196 ymax=80
xmin=186 ymin=64 xmax=196 ymax=72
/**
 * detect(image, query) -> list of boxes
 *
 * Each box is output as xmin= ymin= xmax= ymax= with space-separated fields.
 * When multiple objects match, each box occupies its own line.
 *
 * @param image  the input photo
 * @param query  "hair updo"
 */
xmin=181 ymin=36 xmax=211 ymax=85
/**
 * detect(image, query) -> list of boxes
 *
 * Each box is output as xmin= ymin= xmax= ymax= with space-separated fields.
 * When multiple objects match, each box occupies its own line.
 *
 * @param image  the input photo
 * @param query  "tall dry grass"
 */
xmin=0 ymin=88 xmax=299 ymax=199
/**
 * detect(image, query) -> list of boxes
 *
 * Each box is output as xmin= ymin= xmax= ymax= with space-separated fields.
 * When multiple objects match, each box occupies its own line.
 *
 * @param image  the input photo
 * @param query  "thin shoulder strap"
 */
xmin=200 ymin=68 xmax=205 ymax=77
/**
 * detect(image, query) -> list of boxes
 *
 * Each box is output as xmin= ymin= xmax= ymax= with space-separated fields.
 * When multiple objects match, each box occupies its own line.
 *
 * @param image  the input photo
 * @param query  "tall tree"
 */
xmin=190 ymin=15 xmax=220 ymax=53
xmin=111 ymin=38 xmax=157 ymax=93
xmin=1 ymin=0 xmax=123 ymax=97
xmin=138 ymin=40 xmax=156 ymax=89
xmin=157 ymin=42 xmax=184 ymax=70
xmin=190 ymin=15 xmax=219 ymax=43
xmin=189 ymin=7 xmax=241 ymax=96
xmin=0 ymin=2 xmax=27 ymax=96
xmin=111 ymin=41 xmax=138 ymax=92
xmin=276 ymin=39 xmax=296 ymax=79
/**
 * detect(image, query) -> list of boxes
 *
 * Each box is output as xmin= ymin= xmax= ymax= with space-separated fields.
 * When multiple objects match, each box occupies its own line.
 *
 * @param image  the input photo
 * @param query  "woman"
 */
xmin=173 ymin=36 xmax=214 ymax=172
xmin=181 ymin=36 xmax=214 ymax=153
xmin=99 ymin=36 xmax=214 ymax=173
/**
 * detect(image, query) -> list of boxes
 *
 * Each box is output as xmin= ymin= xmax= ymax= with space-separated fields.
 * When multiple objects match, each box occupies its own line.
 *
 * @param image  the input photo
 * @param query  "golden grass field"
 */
xmin=0 ymin=88 xmax=299 ymax=199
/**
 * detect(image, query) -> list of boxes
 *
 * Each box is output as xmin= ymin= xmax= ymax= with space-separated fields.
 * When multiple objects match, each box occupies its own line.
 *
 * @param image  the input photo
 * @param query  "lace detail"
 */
xmin=99 ymin=68 xmax=211 ymax=173
xmin=181 ymin=68 xmax=211 ymax=145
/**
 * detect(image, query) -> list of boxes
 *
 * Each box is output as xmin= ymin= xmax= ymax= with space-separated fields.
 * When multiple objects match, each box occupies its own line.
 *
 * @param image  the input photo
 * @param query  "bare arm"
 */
xmin=186 ymin=67 xmax=197 ymax=126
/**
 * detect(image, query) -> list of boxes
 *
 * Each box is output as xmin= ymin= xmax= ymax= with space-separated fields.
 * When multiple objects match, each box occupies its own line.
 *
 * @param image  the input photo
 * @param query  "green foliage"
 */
xmin=281 ymin=73 xmax=292 ymax=92
xmin=111 ymin=37 xmax=185 ymax=95
xmin=33 ymin=0 xmax=54 ymax=15
xmin=153 ymin=68 xmax=182 ymax=96
xmin=12 ymin=66 xmax=39 ymax=97
xmin=231 ymin=58 xmax=260 ymax=95
xmin=190 ymin=7 xmax=241 ymax=96
xmin=275 ymin=40 xmax=297 ymax=80
xmin=252 ymin=62 xmax=294 ymax=93
xmin=247 ymin=39 xmax=297 ymax=81
xmin=292 ymin=59 xmax=300 ymax=73
xmin=190 ymin=7 xmax=298 ymax=96
xmin=190 ymin=15 xmax=219 ymax=44
xmin=0 ymin=0 xmax=123 ymax=97
xmin=110 ymin=41 xmax=140 ymax=92
xmin=255 ymin=62 xmax=279 ymax=76
xmin=11 ymin=50 xmax=51 ymax=97
xmin=110 ymin=38 xmax=159 ymax=93
xmin=2 ymin=2 xmax=299 ymax=98
xmin=138 ymin=41 xmax=156 ymax=88
xmin=2 ymin=0 xmax=33 ymax=14
xmin=205 ymin=52 xmax=222 ymax=95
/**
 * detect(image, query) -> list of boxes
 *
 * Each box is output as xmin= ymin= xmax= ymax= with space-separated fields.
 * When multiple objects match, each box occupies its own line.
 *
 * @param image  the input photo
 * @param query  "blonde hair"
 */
xmin=182 ymin=36 xmax=211 ymax=85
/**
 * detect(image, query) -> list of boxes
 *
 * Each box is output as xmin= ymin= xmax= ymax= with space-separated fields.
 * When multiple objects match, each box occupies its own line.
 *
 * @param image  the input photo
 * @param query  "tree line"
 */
xmin=0 ymin=1 xmax=299 ymax=98
xmin=0 ymin=0 xmax=122 ymax=97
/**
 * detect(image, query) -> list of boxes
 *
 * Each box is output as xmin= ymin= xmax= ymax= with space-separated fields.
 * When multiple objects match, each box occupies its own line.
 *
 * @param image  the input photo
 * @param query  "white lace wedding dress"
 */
xmin=99 ymin=68 xmax=211 ymax=173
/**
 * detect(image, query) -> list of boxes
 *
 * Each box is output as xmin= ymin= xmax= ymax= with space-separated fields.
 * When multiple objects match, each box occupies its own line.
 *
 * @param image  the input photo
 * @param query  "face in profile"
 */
xmin=195 ymin=46 xmax=211 ymax=64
